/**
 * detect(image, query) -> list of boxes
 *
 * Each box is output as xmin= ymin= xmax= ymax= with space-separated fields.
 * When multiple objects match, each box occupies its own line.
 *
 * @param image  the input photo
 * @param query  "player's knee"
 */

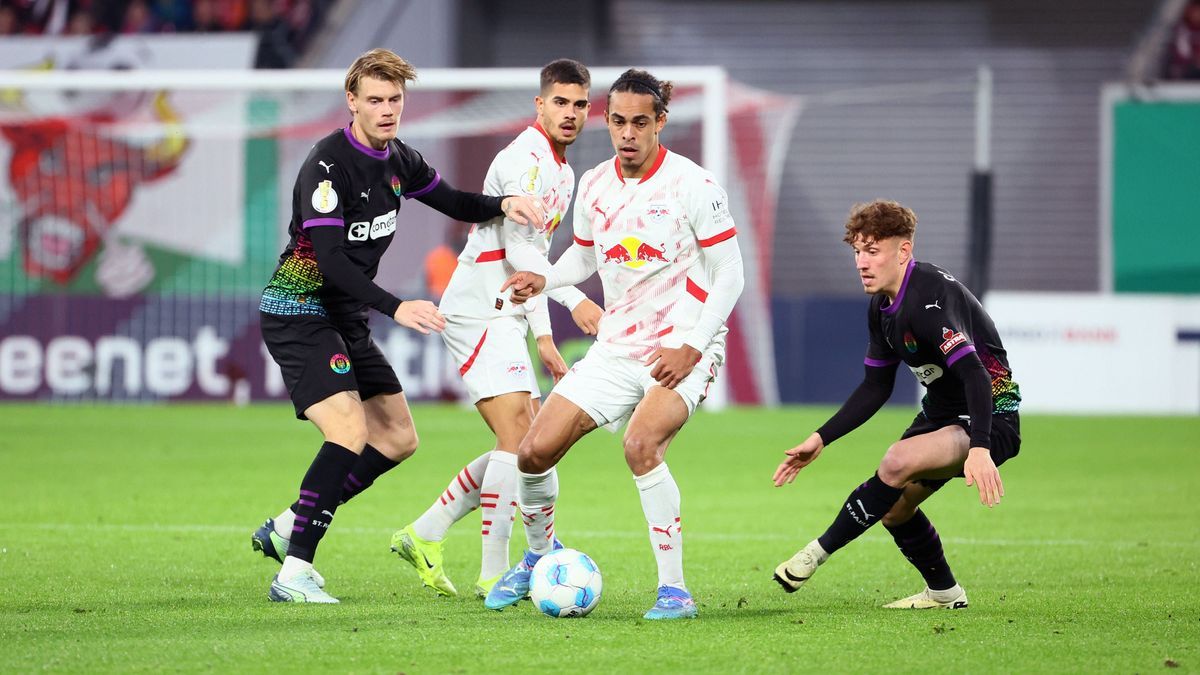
xmin=622 ymin=434 xmax=659 ymax=475
xmin=517 ymin=433 xmax=552 ymax=474
xmin=878 ymin=444 xmax=913 ymax=485
xmin=326 ymin=422 xmax=368 ymax=453
xmin=379 ymin=425 xmax=419 ymax=461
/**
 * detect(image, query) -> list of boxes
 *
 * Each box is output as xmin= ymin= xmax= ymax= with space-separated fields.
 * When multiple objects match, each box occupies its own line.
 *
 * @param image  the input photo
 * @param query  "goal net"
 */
xmin=0 ymin=62 xmax=798 ymax=406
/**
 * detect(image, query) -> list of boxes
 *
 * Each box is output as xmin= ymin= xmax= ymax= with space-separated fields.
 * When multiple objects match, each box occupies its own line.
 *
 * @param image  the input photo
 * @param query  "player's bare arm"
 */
xmin=772 ymin=432 xmax=825 ymax=486
xmin=571 ymin=299 xmax=602 ymax=335
xmin=393 ymin=299 xmax=446 ymax=334
xmin=964 ymin=447 xmax=1004 ymax=507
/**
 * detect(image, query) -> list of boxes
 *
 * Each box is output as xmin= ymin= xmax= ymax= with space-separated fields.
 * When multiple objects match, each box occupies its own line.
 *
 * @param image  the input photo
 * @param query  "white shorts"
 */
xmin=442 ymin=314 xmax=540 ymax=404
xmin=552 ymin=343 xmax=722 ymax=430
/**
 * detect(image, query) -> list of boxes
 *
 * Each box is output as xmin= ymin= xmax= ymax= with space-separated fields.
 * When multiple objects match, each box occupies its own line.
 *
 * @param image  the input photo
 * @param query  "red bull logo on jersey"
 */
xmin=602 ymin=236 xmax=669 ymax=269
xmin=505 ymin=362 xmax=529 ymax=377
xmin=646 ymin=203 xmax=671 ymax=223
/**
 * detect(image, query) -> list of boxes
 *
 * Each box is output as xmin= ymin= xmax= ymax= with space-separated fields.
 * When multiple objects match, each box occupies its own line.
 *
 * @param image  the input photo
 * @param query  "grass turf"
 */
xmin=1 ymin=403 xmax=1198 ymax=673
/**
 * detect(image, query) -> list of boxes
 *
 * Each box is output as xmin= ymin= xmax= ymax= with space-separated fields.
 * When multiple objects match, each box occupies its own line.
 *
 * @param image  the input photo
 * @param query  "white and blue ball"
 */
xmin=530 ymin=548 xmax=603 ymax=618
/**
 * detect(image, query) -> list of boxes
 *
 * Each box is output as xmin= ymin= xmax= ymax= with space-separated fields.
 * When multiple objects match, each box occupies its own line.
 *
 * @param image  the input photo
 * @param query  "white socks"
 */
xmin=278 ymin=555 xmax=312 ymax=582
xmin=518 ymin=466 xmax=559 ymax=556
xmin=273 ymin=507 xmax=296 ymax=539
xmin=478 ymin=451 xmax=520 ymax=580
xmin=635 ymin=462 xmax=685 ymax=589
xmin=412 ymin=451 xmax=491 ymax=542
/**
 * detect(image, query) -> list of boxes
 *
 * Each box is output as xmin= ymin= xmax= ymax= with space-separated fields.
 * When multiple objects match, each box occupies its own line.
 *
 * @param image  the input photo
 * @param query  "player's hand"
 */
xmin=571 ymin=299 xmax=602 ymax=336
xmin=773 ymin=432 xmax=825 ymax=486
xmin=392 ymin=300 xmax=446 ymax=334
xmin=963 ymin=446 xmax=1004 ymax=507
xmin=645 ymin=344 xmax=701 ymax=389
xmin=501 ymin=195 xmax=545 ymax=227
xmin=535 ymin=335 xmax=569 ymax=383
xmin=500 ymin=271 xmax=546 ymax=304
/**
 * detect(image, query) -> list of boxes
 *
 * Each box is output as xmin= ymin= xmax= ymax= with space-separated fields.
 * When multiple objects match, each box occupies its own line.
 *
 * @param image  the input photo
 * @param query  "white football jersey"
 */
xmin=439 ymin=124 xmax=582 ymax=319
xmin=573 ymin=147 xmax=737 ymax=360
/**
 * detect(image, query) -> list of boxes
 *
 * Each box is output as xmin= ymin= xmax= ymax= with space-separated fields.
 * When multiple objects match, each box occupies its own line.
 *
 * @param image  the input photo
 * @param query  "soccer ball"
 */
xmin=530 ymin=548 xmax=603 ymax=618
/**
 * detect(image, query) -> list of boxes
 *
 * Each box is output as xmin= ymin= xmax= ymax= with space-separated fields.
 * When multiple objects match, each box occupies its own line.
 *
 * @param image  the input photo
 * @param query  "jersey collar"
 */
xmin=881 ymin=258 xmax=917 ymax=315
xmin=343 ymin=125 xmax=390 ymax=160
xmin=613 ymin=144 xmax=669 ymax=185
xmin=533 ymin=122 xmax=566 ymax=166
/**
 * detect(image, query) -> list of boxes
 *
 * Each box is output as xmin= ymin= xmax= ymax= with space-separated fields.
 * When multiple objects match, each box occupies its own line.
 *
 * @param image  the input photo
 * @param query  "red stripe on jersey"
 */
xmin=456 ymin=474 xmax=470 ymax=492
xmin=574 ymin=235 xmax=594 ymax=247
xmin=459 ymin=329 xmax=489 ymax=376
xmin=475 ymin=248 xmax=506 ymax=262
xmin=653 ymin=326 xmax=674 ymax=339
xmin=444 ymin=489 xmax=455 ymax=502
xmin=480 ymin=492 xmax=500 ymax=499
xmin=463 ymin=468 xmax=479 ymax=490
xmin=687 ymin=278 xmax=708 ymax=302
xmin=482 ymin=520 xmax=493 ymax=526
xmin=699 ymin=227 xmax=737 ymax=247
xmin=481 ymin=502 xmax=497 ymax=509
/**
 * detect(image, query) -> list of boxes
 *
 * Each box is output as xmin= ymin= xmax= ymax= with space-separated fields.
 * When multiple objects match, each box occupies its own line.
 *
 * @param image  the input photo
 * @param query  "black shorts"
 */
xmin=901 ymin=411 xmax=1021 ymax=492
xmin=260 ymin=312 xmax=402 ymax=419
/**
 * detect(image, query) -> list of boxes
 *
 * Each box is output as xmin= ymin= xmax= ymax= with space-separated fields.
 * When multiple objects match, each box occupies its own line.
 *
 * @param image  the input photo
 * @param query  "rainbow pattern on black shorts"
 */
xmin=259 ymin=239 xmax=328 ymax=316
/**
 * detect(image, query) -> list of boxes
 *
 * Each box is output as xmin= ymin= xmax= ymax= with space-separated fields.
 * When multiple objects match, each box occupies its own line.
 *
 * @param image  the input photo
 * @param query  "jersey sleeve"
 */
xmin=296 ymin=151 xmax=347 ymax=230
xmin=394 ymin=142 xmax=440 ymax=200
xmin=495 ymin=151 xmax=554 ymax=275
xmin=689 ymin=175 xmax=737 ymax=247
xmin=911 ymin=291 xmax=975 ymax=367
xmin=543 ymin=170 xmax=598 ymax=291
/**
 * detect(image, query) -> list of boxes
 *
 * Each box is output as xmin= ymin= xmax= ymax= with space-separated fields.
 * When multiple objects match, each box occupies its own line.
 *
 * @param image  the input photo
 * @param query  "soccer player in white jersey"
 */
xmin=389 ymin=59 xmax=603 ymax=599
xmin=487 ymin=69 xmax=745 ymax=620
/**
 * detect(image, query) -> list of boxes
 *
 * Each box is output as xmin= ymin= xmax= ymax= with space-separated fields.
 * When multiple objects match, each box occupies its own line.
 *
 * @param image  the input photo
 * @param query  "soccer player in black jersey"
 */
xmin=771 ymin=199 xmax=1021 ymax=609
xmin=251 ymin=48 xmax=544 ymax=604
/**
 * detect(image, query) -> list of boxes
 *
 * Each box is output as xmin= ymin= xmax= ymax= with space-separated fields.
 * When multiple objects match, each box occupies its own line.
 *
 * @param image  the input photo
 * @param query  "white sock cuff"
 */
xmin=519 ymin=466 xmax=558 ymax=505
xmin=489 ymin=450 xmax=518 ymax=466
xmin=633 ymin=462 xmax=671 ymax=491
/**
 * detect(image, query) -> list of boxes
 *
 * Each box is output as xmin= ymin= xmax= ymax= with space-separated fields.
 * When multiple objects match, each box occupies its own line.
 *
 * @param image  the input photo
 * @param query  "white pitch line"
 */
xmin=0 ymin=522 xmax=1195 ymax=549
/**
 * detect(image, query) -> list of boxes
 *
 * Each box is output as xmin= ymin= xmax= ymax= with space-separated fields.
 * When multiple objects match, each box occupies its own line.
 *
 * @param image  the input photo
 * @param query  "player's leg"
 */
xmin=880 ymin=482 xmax=968 ymax=609
xmin=623 ymin=385 xmax=697 ymax=620
xmin=268 ymin=390 xmax=368 ymax=603
xmin=775 ymin=422 xmax=969 ymax=594
xmin=881 ymin=414 xmax=1019 ymax=609
xmin=471 ymin=392 xmax=536 ymax=595
xmin=484 ymin=393 xmax=596 ymax=610
xmin=254 ymin=315 xmax=363 ymax=602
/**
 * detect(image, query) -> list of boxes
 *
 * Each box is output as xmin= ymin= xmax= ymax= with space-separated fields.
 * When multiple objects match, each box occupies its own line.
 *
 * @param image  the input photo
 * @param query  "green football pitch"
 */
xmin=2 ymin=404 xmax=1197 ymax=673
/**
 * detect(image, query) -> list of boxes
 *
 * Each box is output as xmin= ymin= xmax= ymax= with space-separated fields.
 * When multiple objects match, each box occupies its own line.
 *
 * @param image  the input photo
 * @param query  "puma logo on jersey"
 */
xmin=360 ymin=189 xmax=371 ymax=200
xmin=318 ymin=160 xmax=334 ymax=173
xmin=925 ymin=300 xmax=941 ymax=310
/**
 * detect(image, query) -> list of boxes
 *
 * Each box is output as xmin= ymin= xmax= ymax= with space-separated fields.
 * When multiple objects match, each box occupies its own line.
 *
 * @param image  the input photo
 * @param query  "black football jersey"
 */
xmin=260 ymin=127 xmax=439 ymax=319
xmin=865 ymin=260 xmax=1021 ymax=420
